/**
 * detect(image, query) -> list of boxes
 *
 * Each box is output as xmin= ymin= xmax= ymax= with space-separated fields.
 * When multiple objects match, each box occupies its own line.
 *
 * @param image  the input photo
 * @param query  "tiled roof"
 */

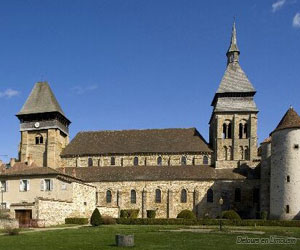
xmin=271 ymin=107 xmax=300 ymax=134
xmin=58 ymin=166 xmax=248 ymax=182
xmin=17 ymin=82 xmax=66 ymax=116
xmin=61 ymin=128 xmax=212 ymax=157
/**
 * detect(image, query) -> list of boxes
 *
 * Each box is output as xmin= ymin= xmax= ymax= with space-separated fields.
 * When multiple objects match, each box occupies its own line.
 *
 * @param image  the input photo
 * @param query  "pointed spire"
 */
xmin=226 ymin=20 xmax=240 ymax=64
xmin=271 ymin=107 xmax=300 ymax=134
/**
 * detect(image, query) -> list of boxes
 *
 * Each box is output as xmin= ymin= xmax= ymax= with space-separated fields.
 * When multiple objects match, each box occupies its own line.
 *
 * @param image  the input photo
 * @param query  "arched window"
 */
xmin=203 ymin=156 xmax=208 ymax=165
xmin=240 ymin=146 xmax=244 ymax=160
xmin=235 ymin=188 xmax=241 ymax=202
xmin=120 ymin=158 xmax=123 ymax=167
xmin=106 ymin=190 xmax=112 ymax=203
xmin=222 ymin=121 xmax=232 ymax=139
xmin=155 ymin=189 xmax=161 ymax=203
xmin=181 ymin=189 xmax=187 ymax=203
xmin=88 ymin=158 xmax=93 ymax=167
xmin=111 ymin=157 xmax=115 ymax=166
xmin=133 ymin=157 xmax=139 ymax=166
xmin=224 ymin=146 xmax=228 ymax=160
xmin=35 ymin=135 xmax=43 ymax=145
xmin=239 ymin=123 xmax=243 ymax=139
xmin=130 ymin=190 xmax=136 ymax=204
xmin=181 ymin=156 xmax=187 ymax=165
xmin=244 ymin=146 xmax=249 ymax=160
xmin=207 ymin=189 xmax=213 ymax=203
xmin=239 ymin=120 xmax=248 ymax=139
xmin=157 ymin=156 xmax=162 ymax=166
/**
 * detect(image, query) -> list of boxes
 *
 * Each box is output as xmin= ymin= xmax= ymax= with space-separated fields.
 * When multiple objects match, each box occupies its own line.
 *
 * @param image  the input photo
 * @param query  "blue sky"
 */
xmin=0 ymin=0 xmax=300 ymax=162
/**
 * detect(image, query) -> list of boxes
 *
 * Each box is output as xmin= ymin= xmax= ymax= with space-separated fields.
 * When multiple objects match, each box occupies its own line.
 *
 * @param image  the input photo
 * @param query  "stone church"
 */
xmin=0 ymin=22 xmax=299 ymax=226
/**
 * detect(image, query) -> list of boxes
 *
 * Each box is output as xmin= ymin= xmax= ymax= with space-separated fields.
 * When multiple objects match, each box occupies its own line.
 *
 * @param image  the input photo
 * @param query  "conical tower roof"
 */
xmin=17 ymin=82 xmax=66 ymax=116
xmin=271 ymin=107 xmax=300 ymax=134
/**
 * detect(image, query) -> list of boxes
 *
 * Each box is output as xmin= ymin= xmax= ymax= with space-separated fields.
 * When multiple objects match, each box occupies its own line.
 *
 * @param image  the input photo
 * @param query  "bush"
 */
xmin=65 ymin=217 xmax=89 ymax=225
xmin=4 ymin=226 xmax=20 ymax=236
xmin=120 ymin=209 xmax=139 ymax=218
xmin=261 ymin=211 xmax=268 ymax=220
xmin=90 ymin=208 xmax=103 ymax=226
xmin=147 ymin=210 xmax=156 ymax=219
xmin=0 ymin=210 xmax=10 ymax=219
xmin=101 ymin=216 xmax=116 ymax=225
xmin=177 ymin=210 xmax=196 ymax=220
xmin=222 ymin=210 xmax=241 ymax=221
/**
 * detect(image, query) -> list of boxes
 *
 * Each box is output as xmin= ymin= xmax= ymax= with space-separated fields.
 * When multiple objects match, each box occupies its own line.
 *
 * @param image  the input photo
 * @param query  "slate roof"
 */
xmin=17 ymin=82 xmax=66 ymax=116
xmin=58 ymin=166 xmax=248 ymax=182
xmin=227 ymin=21 xmax=239 ymax=54
xmin=214 ymin=97 xmax=258 ymax=112
xmin=271 ymin=107 xmax=300 ymax=134
xmin=216 ymin=63 xmax=255 ymax=94
xmin=61 ymin=128 xmax=212 ymax=157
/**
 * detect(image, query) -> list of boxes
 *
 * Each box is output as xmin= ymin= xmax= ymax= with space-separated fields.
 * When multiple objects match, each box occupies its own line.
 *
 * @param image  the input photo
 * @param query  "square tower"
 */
xmin=209 ymin=22 xmax=258 ymax=169
xmin=16 ymin=82 xmax=71 ymax=168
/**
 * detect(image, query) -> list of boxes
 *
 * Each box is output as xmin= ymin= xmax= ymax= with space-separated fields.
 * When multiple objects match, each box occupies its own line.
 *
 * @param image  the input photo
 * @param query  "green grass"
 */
xmin=0 ymin=225 xmax=299 ymax=250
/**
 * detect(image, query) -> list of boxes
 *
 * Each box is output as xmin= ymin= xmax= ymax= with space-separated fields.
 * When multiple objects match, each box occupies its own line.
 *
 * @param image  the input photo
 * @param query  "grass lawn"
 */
xmin=0 ymin=224 xmax=299 ymax=250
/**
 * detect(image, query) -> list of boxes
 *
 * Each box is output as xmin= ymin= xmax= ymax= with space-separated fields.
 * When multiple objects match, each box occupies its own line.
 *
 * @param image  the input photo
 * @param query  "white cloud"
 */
xmin=72 ymin=85 xmax=98 ymax=95
xmin=293 ymin=13 xmax=300 ymax=28
xmin=272 ymin=0 xmax=286 ymax=12
xmin=0 ymin=88 xmax=20 ymax=98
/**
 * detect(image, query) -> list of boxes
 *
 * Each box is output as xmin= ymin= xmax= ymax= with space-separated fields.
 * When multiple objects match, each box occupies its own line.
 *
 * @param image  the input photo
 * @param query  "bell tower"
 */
xmin=209 ymin=22 xmax=258 ymax=169
xmin=16 ymin=82 xmax=71 ymax=168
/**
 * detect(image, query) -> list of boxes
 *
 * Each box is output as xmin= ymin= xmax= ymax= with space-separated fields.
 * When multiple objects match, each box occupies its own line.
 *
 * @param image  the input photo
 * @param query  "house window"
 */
xmin=207 ymin=189 xmax=213 ymax=203
xmin=155 ymin=189 xmax=161 ymax=203
xmin=203 ymin=156 xmax=208 ymax=165
xmin=0 ymin=181 xmax=7 ymax=192
xmin=35 ymin=135 xmax=43 ymax=145
xmin=111 ymin=157 xmax=115 ymax=166
xmin=287 ymin=176 xmax=290 ymax=182
xmin=131 ymin=190 xmax=136 ymax=204
xmin=41 ymin=179 xmax=53 ymax=191
xmin=286 ymin=205 xmax=290 ymax=214
xmin=88 ymin=158 xmax=93 ymax=167
xmin=181 ymin=156 xmax=187 ymax=165
xmin=106 ymin=190 xmax=112 ymax=203
xmin=20 ymin=179 xmax=30 ymax=192
xmin=133 ymin=157 xmax=139 ymax=166
xmin=235 ymin=188 xmax=241 ymax=202
xmin=294 ymin=144 xmax=299 ymax=149
xmin=181 ymin=189 xmax=187 ymax=203
xmin=157 ymin=156 xmax=162 ymax=166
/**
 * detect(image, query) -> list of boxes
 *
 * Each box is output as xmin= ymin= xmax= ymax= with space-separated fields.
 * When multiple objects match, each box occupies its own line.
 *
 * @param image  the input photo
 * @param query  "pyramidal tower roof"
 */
xmin=211 ymin=21 xmax=257 ymax=109
xmin=17 ymin=82 xmax=66 ymax=116
xmin=271 ymin=107 xmax=300 ymax=134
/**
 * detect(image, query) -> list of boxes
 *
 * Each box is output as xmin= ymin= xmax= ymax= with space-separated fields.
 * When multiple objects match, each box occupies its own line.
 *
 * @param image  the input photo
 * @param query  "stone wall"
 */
xmin=92 ymin=179 xmax=259 ymax=219
xmin=0 ymin=219 xmax=19 ymax=229
xmin=61 ymin=153 xmax=211 ymax=168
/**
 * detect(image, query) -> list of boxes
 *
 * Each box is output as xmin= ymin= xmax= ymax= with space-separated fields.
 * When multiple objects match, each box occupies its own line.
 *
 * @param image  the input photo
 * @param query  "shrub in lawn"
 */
xmin=146 ymin=210 xmax=156 ymax=219
xmin=177 ymin=210 xmax=196 ymax=220
xmin=260 ymin=211 xmax=268 ymax=220
xmin=65 ymin=217 xmax=89 ymax=225
xmin=90 ymin=208 xmax=103 ymax=226
xmin=4 ymin=226 xmax=20 ymax=236
xmin=102 ymin=216 xmax=116 ymax=225
xmin=222 ymin=210 xmax=241 ymax=221
xmin=120 ymin=209 xmax=139 ymax=218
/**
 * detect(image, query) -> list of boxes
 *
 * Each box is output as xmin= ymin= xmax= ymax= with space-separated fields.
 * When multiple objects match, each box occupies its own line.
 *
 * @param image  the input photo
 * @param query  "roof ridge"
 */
xmin=77 ymin=127 xmax=197 ymax=133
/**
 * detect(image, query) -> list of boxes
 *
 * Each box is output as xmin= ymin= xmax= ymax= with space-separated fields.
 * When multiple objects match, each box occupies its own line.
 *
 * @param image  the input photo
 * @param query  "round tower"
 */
xmin=270 ymin=107 xmax=300 ymax=220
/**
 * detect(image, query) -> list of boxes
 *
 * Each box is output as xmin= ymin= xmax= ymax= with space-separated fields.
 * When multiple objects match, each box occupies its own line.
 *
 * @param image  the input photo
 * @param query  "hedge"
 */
xmin=120 ymin=209 xmax=139 ymax=218
xmin=177 ymin=210 xmax=196 ymax=220
xmin=147 ymin=210 xmax=156 ymax=219
xmin=222 ymin=210 xmax=241 ymax=221
xmin=116 ymin=218 xmax=300 ymax=227
xmin=65 ymin=217 xmax=89 ymax=225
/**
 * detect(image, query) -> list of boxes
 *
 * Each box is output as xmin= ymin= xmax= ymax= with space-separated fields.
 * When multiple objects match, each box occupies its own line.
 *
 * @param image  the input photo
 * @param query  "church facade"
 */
xmin=0 ymin=23 xmax=298 ymax=226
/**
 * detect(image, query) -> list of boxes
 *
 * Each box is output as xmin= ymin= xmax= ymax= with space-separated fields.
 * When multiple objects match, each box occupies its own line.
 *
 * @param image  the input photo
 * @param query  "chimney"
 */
xmin=9 ymin=158 xmax=16 ymax=167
